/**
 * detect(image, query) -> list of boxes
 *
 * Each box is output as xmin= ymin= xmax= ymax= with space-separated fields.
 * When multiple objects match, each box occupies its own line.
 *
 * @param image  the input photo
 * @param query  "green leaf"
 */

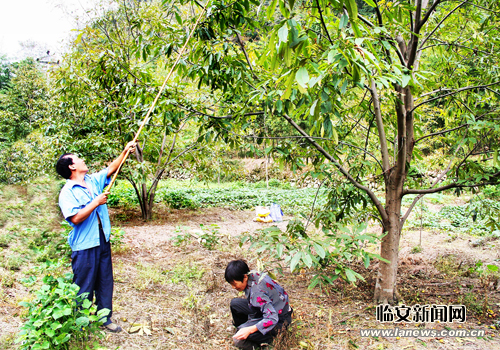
xmin=351 ymin=20 xmax=362 ymax=37
xmin=363 ymin=0 xmax=376 ymax=7
xmin=487 ymin=264 xmax=499 ymax=272
xmin=279 ymin=0 xmax=290 ymax=18
xmin=339 ymin=14 xmax=349 ymax=29
xmin=345 ymin=0 xmax=358 ymax=20
xmin=345 ymin=268 xmax=357 ymax=282
xmin=381 ymin=40 xmax=391 ymax=51
xmin=401 ymin=74 xmax=411 ymax=88
xmin=290 ymin=252 xmax=302 ymax=272
xmin=352 ymin=64 xmax=360 ymax=82
xmin=302 ymin=252 xmax=313 ymax=267
xmin=278 ymin=24 xmax=289 ymax=44
xmin=313 ymin=243 xmax=326 ymax=259
xmin=310 ymin=99 xmax=318 ymax=116
xmin=45 ymin=329 xmax=55 ymax=338
xmin=296 ymin=67 xmax=309 ymax=88
xmin=51 ymin=322 xmax=62 ymax=331
xmin=332 ymin=127 xmax=339 ymax=145
xmin=82 ymin=299 xmax=92 ymax=309
xmin=363 ymin=254 xmax=370 ymax=268
xmin=76 ymin=316 xmax=89 ymax=327
xmin=174 ymin=12 xmax=182 ymax=25
xmin=283 ymin=70 xmax=296 ymax=99
xmin=266 ymin=0 xmax=278 ymax=20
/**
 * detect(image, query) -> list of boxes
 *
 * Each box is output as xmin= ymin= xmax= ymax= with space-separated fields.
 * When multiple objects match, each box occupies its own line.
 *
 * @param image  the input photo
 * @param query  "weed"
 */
xmin=410 ymin=245 xmax=423 ymax=254
xmin=458 ymin=292 xmax=486 ymax=316
xmin=272 ymin=322 xmax=299 ymax=350
xmin=110 ymin=227 xmax=127 ymax=254
xmin=16 ymin=273 xmax=108 ymax=349
xmin=133 ymin=262 xmax=167 ymax=291
xmin=0 ymin=269 xmax=15 ymax=288
xmin=197 ymin=224 xmax=222 ymax=250
xmin=163 ymin=190 xmax=199 ymax=209
xmin=182 ymin=292 xmax=203 ymax=310
xmin=434 ymin=255 xmax=482 ymax=278
xmin=171 ymin=226 xmax=193 ymax=247
xmin=168 ymin=263 xmax=205 ymax=286
xmin=0 ymin=234 xmax=11 ymax=248
xmin=2 ymin=255 xmax=23 ymax=271
xmin=112 ymin=180 xmax=330 ymax=216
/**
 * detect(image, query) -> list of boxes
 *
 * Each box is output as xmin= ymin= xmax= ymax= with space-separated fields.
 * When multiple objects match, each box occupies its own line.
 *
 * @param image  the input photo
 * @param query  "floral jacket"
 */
xmin=243 ymin=271 xmax=291 ymax=335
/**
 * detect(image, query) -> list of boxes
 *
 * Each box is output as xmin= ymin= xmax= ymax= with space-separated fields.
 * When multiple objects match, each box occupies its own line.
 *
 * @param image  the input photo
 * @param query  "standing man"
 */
xmin=56 ymin=142 xmax=136 ymax=332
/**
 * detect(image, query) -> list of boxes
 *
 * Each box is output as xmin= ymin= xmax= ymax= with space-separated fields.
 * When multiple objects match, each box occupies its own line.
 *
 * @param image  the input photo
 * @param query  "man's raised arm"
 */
xmin=107 ymin=141 xmax=136 ymax=177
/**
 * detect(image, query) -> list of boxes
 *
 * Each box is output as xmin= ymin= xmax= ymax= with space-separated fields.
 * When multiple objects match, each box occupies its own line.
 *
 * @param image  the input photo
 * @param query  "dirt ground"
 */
xmin=2 ymin=204 xmax=500 ymax=349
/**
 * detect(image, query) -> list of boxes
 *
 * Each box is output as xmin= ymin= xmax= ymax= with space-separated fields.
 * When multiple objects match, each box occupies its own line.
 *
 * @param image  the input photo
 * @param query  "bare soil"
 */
xmin=2 ymin=204 xmax=500 ymax=349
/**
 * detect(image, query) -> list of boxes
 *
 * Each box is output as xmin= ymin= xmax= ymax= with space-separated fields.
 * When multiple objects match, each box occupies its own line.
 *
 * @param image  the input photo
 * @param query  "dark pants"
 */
xmin=230 ymin=298 xmax=292 ymax=349
xmin=71 ymin=226 xmax=113 ymax=325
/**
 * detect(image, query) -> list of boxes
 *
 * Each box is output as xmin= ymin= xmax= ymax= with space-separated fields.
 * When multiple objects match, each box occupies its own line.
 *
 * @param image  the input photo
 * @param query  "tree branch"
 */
xmin=419 ymin=1 xmax=467 ymax=49
xmin=401 ymin=148 xmax=457 ymax=224
xmin=316 ymin=0 xmax=333 ymax=45
xmin=409 ymin=81 xmax=500 ymax=114
xmin=281 ymin=113 xmax=389 ymax=222
xmin=415 ymin=123 xmax=467 ymax=143
xmin=418 ymin=0 xmax=442 ymax=30
xmin=234 ymin=31 xmax=257 ymax=79
xmin=370 ymin=79 xmax=391 ymax=172
xmin=403 ymin=176 xmax=500 ymax=195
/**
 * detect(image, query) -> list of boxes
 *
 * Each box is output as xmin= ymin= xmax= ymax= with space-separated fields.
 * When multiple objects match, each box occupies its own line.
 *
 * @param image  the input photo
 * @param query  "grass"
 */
xmin=133 ymin=262 xmax=168 ymax=291
xmin=168 ymin=263 xmax=205 ymax=286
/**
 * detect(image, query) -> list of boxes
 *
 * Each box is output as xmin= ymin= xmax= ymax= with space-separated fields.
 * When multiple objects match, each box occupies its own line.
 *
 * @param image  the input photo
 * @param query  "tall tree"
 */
xmin=0 ymin=58 xmax=50 ymax=183
xmin=50 ymin=0 xmax=216 ymax=219
xmin=182 ymin=0 xmax=500 ymax=302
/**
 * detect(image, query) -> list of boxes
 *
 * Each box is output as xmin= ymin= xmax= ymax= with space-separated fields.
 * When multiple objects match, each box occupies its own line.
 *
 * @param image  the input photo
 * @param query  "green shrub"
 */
xmin=483 ymin=185 xmax=500 ymax=199
xmin=16 ymin=273 xmax=108 ymax=350
xmin=107 ymin=181 xmax=137 ymax=207
xmin=162 ymin=190 xmax=199 ymax=209
xmin=241 ymin=222 xmax=385 ymax=288
xmin=110 ymin=227 xmax=126 ymax=252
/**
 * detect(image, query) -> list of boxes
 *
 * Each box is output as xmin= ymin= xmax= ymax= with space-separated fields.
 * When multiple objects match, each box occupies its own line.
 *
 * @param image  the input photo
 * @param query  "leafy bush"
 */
xmin=171 ymin=224 xmax=227 ymax=251
xmin=162 ymin=190 xmax=200 ymax=209
xmin=483 ymin=185 xmax=500 ymax=199
xmin=241 ymin=221 xmax=385 ymax=288
xmin=16 ymin=273 xmax=108 ymax=350
xmin=110 ymin=227 xmax=126 ymax=253
xmin=107 ymin=181 xmax=138 ymax=207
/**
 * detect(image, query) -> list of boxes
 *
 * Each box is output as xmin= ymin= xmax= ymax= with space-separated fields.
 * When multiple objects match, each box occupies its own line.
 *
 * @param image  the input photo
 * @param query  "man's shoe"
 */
xmin=102 ymin=322 xmax=122 ymax=333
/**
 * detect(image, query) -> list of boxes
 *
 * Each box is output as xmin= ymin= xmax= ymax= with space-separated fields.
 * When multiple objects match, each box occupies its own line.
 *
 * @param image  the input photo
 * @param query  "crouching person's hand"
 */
xmin=233 ymin=325 xmax=258 ymax=340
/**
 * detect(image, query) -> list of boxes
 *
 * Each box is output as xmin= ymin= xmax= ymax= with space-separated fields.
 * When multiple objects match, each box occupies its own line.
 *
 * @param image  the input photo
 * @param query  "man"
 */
xmin=225 ymin=259 xmax=292 ymax=350
xmin=56 ymin=141 xmax=136 ymax=332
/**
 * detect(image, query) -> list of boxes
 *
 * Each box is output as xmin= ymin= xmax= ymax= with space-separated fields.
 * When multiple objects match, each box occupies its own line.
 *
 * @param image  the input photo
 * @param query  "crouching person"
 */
xmin=225 ymin=260 xmax=292 ymax=350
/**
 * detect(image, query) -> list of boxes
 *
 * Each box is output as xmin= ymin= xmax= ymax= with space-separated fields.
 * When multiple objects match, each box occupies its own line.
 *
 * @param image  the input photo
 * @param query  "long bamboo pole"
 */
xmin=107 ymin=2 xmax=209 ymax=192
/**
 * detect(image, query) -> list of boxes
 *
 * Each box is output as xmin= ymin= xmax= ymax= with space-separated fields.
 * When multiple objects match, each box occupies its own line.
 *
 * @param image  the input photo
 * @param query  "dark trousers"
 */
xmin=71 ymin=226 xmax=113 ymax=325
xmin=230 ymin=298 xmax=292 ymax=348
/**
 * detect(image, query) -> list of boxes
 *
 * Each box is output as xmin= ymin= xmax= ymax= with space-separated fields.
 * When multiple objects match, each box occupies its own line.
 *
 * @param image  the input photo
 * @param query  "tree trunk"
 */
xmin=374 ymin=181 xmax=404 ymax=303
